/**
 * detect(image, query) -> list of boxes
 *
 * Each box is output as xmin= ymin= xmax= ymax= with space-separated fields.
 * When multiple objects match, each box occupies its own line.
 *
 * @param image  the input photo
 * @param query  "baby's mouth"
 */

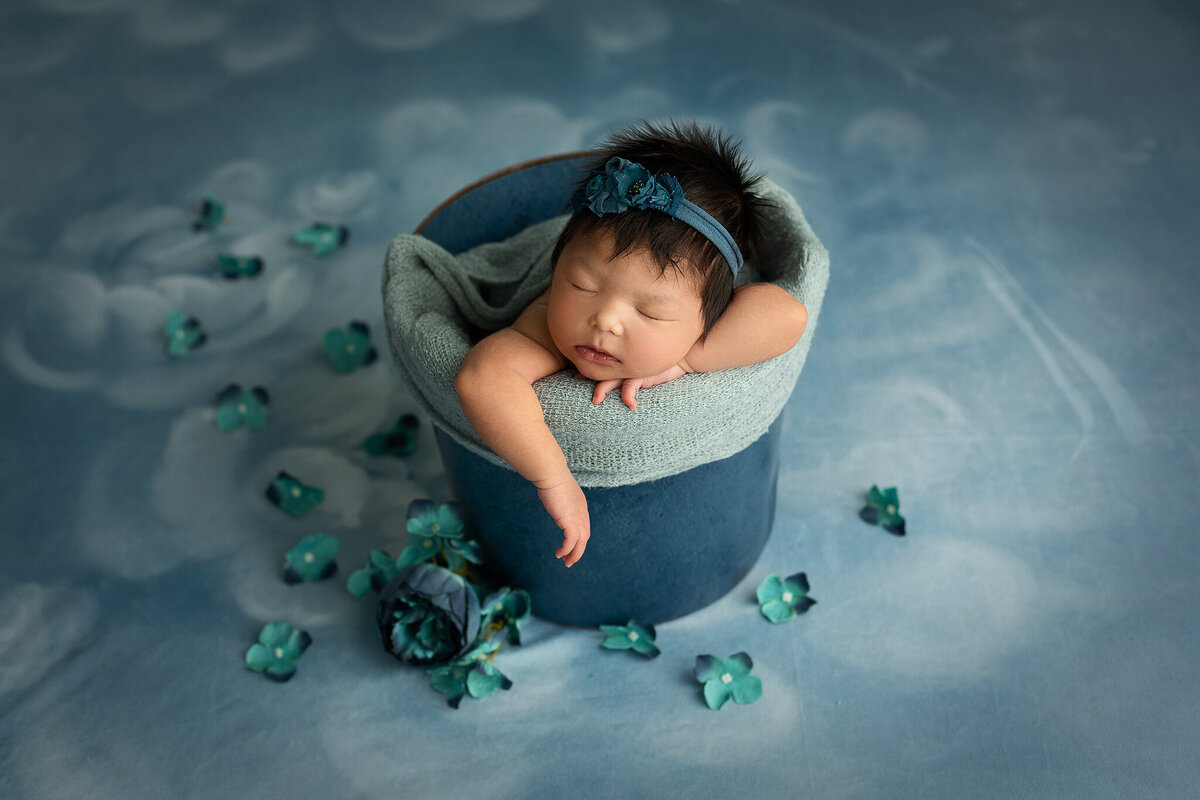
xmin=576 ymin=345 xmax=620 ymax=364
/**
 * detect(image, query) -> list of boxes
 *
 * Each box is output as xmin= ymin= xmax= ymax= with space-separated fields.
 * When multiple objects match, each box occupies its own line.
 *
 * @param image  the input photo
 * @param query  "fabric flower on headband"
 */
xmin=574 ymin=157 xmax=683 ymax=217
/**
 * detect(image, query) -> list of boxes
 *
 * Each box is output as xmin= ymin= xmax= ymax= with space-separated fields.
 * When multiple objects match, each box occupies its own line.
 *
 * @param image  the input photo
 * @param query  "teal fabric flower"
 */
xmin=363 ymin=414 xmax=420 ymax=457
xmin=164 ymin=312 xmax=206 ymax=357
xmin=294 ymin=222 xmax=349 ymax=256
xmin=599 ymin=620 xmax=660 ymax=659
xmin=214 ymin=384 xmax=269 ymax=432
xmin=346 ymin=549 xmax=399 ymax=598
xmin=693 ymin=653 xmax=762 ymax=710
xmin=397 ymin=500 xmax=481 ymax=572
xmin=283 ymin=533 xmax=339 ymax=583
xmin=573 ymin=157 xmax=682 ymax=216
xmin=216 ymin=253 xmax=264 ymax=279
xmin=860 ymin=484 xmax=906 ymax=536
xmin=244 ymin=621 xmax=311 ymax=682
xmin=756 ymin=573 xmax=817 ymax=623
xmin=428 ymin=640 xmax=513 ymax=709
xmin=265 ymin=471 xmax=324 ymax=517
xmin=193 ymin=195 xmax=225 ymax=231
xmin=324 ymin=321 xmax=378 ymax=373
xmin=481 ymin=587 xmax=531 ymax=646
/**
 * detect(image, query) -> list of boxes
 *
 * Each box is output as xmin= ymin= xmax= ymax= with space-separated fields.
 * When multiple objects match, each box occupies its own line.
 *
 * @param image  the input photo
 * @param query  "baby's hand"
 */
xmin=592 ymin=362 xmax=691 ymax=410
xmin=535 ymin=474 xmax=590 ymax=568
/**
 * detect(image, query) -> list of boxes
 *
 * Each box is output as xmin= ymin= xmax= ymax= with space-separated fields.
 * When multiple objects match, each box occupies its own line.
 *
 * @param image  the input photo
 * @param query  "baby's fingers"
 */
xmin=592 ymin=379 xmax=621 ymax=405
xmin=620 ymin=379 xmax=642 ymax=410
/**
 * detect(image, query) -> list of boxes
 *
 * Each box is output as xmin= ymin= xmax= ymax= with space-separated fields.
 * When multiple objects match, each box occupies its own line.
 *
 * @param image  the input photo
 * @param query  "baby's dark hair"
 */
xmin=550 ymin=120 xmax=770 ymax=336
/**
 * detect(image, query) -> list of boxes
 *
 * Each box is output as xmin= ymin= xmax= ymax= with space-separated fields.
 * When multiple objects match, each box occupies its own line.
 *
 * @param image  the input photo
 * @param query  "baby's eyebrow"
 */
xmin=637 ymin=291 xmax=676 ymax=306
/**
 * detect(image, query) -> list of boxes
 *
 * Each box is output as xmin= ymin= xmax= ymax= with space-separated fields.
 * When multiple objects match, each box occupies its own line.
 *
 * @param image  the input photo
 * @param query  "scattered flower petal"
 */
xmin=860 ymin=484 xmax=906 ymax=536
xmin=164 ymin=311 xmax=207 ymax=357
xmin=214 ymin=384 xmax=270 ymax=432
xmin=347 ymin=549 xmax=400 ymax=598
xmin=363 ymin=413 xmax=420 ymax=457
xmin=265 ymin=471 xmax=325 ymax=517
xmin=323 ymin=321 xmax=378 ymax=373
xmin=599 ymin=620 xmax=660 ymax=659
xmin=216 ymin=253 xmax=264 ymax=279
xmin=244 ymin=620 xmax=311 ymax=682
xmin=756 ymin=573 xmax=817 ymax=623
xmin=193 ymin=195 xmax=225 ymax=231
xmin=294 ymin=222 xmax=349 ymax=256
xmin=283 ymin=533 xmax=339 ymax=584
xmin=693 ymin=652 xmax=762 ymax=710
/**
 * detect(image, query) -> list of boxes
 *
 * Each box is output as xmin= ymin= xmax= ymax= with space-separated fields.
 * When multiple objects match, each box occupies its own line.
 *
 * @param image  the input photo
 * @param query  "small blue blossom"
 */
xmin=481 ymin=587 xmax=531 ymax=646
xmin=397 ymin=500 xmax=481 ymax=572
xmin=427 ymin=639 xmax=512 ymax=709
xmin=346 ymin=549 xmax=399 ymax=598
xmin=756 ymin=573 xmax=817 ymax=623
xmin=599 ymin=620 xmax=660 ymax=659
xmin=214 ymin=384 xmax=269 ymax=432
xmin=164 ymin=312 xmax=206 ymax=357
xmin=860 ymin=484 xmax=906 ymax=536
xmin=363 ymin=414 xmax=420 ymax=457
xmin=193 ymin=195 xmax=225 ymax=231
xmin=324 ymin=321 xmax=378 ymax=373
xmin=294 ymin=222 xmax=349 ymax=256
xmin=283 ymin=533 xmax=339 ymax=584
xmin=693 ymin=652 xmax=762 ymax=710
xmin=216 ymin=253 xmax=264 ymax=279
xmin=265 ymin=471 xmax=324 ymax=517
xmin=244 ymin=621 xmax=311 ymax=682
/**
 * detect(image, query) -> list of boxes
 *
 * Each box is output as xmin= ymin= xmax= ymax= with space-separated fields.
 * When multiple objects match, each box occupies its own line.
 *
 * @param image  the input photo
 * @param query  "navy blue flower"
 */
xmin=377 ymin=563 xmax=482 ymax=667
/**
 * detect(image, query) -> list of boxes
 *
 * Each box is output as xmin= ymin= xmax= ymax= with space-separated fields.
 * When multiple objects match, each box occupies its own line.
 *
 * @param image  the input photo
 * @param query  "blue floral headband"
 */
xmin=570 ymin=157 xmax=744 ymax=278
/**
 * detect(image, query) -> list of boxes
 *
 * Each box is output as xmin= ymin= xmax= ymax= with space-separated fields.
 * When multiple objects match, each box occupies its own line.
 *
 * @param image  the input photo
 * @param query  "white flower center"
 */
xmin=304 ymin=553 xmax=314 ymax=563
xmin=273 ymin=647 xmax=283 ymax=659
xmin=423 ymin=539 xmax=434 ymax=549
xmin=174 ymin=330 xmax=185 ymax=338
xmin=781 ymin=591 xmax=793 ymax=603
xmin=431 ymin=523 xmax=440 ymax=533
xmin=493 ymin=603 xmax=503 ymax=612
xmin=720 ymin=673 xmax=733 ymax=684
xmin=291 ymin=487 xmax=301 ymax=497
xmin=627 ymin=631 xmax=639 ymax=642
xmin=346 ymin=344 xmax=356 ymax=353
xmin=237 ymin=403 xmax=247 ymax=413
xmin=885 ymin=504 xmax=896 ymax=514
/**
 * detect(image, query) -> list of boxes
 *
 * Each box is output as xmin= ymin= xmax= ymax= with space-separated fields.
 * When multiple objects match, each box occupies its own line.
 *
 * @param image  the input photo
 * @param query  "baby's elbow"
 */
xmin=786 ymin=299 xmax=808 ymax=350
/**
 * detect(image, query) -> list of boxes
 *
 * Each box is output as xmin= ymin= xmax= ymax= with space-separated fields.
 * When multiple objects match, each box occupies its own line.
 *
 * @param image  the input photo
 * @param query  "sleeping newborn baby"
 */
xmin=455 ymin=120 xmax=808 ymax=568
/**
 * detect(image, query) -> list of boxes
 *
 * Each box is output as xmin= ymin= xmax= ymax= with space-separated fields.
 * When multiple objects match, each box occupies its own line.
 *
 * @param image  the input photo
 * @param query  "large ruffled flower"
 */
xmin=574 ymin=157 xmax=680 ymax=217
xmin=376 ymin=563 xmax=481 ymax=667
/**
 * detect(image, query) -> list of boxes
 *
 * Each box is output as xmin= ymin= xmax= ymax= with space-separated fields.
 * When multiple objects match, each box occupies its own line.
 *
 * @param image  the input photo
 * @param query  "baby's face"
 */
xmin=547 ymin=227 xmax=705 ymax=381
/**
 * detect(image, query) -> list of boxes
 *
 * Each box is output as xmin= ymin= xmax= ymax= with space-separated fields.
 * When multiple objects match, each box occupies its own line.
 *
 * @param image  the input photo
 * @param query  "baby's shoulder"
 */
xmin=510 ymin=288 xmax=559 ymax=357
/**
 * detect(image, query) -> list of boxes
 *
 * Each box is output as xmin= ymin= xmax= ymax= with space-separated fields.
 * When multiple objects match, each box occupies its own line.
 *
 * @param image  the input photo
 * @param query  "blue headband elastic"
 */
xmin=570 ymin=157 xmax=744 ymax=278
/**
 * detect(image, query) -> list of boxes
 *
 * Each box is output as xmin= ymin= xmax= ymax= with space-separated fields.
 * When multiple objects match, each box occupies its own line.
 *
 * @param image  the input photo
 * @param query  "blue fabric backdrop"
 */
xmin=2 ymin=1 xmax=1197 ymax=797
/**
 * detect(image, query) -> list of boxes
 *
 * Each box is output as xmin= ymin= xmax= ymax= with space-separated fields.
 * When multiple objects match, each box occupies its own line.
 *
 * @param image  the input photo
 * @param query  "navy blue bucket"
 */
xmin=414 ymin=153 xmax=791 ymax=627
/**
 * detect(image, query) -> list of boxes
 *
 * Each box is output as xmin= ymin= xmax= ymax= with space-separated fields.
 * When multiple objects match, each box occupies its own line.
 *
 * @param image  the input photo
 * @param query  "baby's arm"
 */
xmin=455 ymin=293 xmax=591 ymax=567
xmin=683 ymin=283 xmax=808 ymax=373
xmin=593 ymin=284 xmax=807 ymax=408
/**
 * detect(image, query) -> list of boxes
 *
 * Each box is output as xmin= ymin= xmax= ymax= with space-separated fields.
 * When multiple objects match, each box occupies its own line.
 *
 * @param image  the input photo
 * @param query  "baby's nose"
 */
xmin=593 ymin=306 xmax=623 ymax=336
